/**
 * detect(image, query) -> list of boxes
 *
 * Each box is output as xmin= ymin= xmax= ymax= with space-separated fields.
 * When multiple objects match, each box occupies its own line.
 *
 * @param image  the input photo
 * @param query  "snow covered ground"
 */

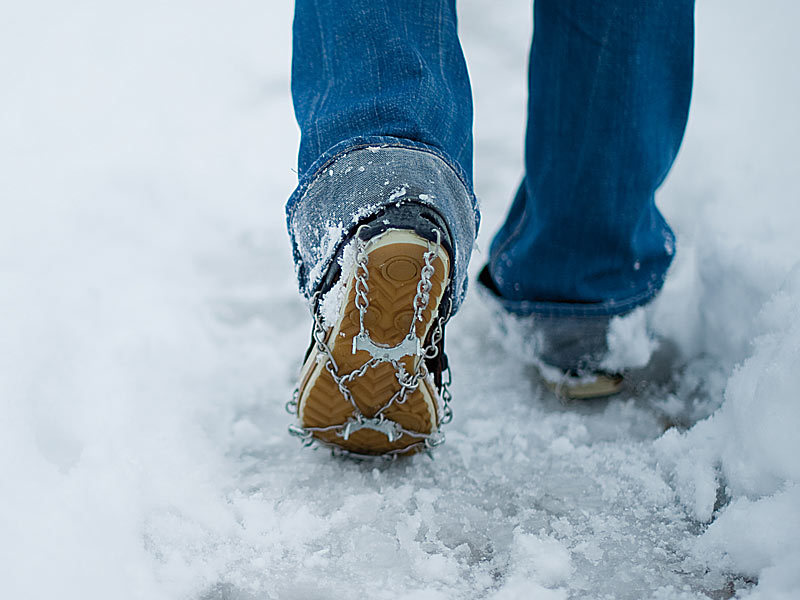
xmin=1 ymin=1 xmax=799 ymax=598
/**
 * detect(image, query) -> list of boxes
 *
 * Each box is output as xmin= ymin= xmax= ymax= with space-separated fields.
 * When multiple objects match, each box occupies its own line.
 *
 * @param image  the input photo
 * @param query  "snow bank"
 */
xmin=656 ymin=267 xmax=800 ymax=597
xmin=646 ymin=1 xmax=800 ymax=594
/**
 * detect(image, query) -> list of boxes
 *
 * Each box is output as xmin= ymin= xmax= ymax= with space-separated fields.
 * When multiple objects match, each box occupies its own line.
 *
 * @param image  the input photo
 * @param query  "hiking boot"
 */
xmin=477 ymin=265 xmax=626 ymax=400
xmin=288 ymin=202 xmax=454 ymax=458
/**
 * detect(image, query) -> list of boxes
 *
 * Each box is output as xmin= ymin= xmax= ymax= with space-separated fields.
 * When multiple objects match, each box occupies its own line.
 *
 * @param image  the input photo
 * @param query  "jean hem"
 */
xmin=478 ymin=277 xmax=663 ymax=319
xmin=286 ymin=136 xmax=479 ymax=315
xmin=287 ymin=136 xmax=478 ymax=220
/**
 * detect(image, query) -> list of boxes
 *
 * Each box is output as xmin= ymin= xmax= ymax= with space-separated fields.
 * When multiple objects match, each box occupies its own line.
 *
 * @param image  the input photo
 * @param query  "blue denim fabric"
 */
xmin=288 ymin=0 xmax=694 ymax=325
xmin=287 ymin=138 xmax=479 ymax=312
xmin=289 ymin=0 xmax=477 ymax=313
xmin=487 ymin=0 xmax=695 ymax=318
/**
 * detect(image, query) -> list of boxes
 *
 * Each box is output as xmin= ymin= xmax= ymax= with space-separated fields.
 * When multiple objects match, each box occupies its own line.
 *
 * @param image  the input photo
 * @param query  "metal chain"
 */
xmin=410 ymin=230 xmax=441 ymax=336
xmin=440 ymin=365 xmax=454 ymax=425
xmin=353 ymin=236 xmax=370 ymax=335
xmin=424 ymin=292 xmax=452 ymax=361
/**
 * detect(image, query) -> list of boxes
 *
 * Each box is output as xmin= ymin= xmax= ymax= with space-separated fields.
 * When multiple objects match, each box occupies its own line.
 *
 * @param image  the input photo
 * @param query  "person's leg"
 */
xmin=487 ymin=0 xmax=694 ymax=314
xmin=480 ymin=0 xmax=694 ymax=387
xmin=287 ymin=0 xmax=478 ymax=456
xmin=289 ymin=0 xmax=478 ymax=314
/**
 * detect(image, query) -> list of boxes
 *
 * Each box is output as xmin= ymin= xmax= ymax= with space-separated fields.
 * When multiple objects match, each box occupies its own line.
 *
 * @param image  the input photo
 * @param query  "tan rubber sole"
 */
xmin=546 ymin=373 xmax=624 ymax=400
xmin=297 ymin=230 xmax=450 ymax=456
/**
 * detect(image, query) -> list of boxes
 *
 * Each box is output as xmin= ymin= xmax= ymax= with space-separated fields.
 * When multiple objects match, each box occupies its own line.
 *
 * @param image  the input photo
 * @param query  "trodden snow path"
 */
xmin=1 ymin=1 xmax=799 ymax=599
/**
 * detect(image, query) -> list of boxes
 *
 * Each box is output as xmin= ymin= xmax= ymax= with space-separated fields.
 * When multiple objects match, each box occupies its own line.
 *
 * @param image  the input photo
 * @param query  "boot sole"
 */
xmin=545 ymin=372 xmax=624 ymax=400
xmin=297 ymin=230 xmax=450 ymax=456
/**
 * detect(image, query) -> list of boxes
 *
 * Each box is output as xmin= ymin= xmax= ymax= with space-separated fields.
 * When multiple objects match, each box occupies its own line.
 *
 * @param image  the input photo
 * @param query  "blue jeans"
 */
xmin=288 ymin=0 xmax=694 ymax=321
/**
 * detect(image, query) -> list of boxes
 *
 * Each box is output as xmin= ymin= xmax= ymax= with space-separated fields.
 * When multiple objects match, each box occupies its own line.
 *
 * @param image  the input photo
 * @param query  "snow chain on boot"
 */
xmin=286 ymin=230 xmax=454 ymax=460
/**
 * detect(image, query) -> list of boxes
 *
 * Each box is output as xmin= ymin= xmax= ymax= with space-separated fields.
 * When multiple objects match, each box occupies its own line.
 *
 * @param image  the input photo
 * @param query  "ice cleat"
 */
xmin=287 ymin=203 xmax=454 ymax=458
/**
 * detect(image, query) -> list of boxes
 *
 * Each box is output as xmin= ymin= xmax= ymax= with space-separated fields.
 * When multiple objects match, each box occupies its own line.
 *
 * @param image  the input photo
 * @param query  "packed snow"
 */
xmin=1 ymin=1 xmax=799 ymax=599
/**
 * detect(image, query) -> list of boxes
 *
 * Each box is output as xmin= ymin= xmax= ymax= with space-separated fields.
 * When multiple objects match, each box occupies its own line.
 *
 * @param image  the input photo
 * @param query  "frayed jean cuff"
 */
xmin=286 ymin=136 xmax=480 ymax=315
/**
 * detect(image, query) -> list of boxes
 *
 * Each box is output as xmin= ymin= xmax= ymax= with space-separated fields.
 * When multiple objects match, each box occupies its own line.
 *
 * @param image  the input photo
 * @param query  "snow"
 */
xmin=1 ymin=0 xmax=799 ymax=599
xmin=306 ymin=221 xmax=346 ymax=294
xmin=601 ymin=308 xmax=658 ymax=372
xmin=320 ymin=238 xmax=360 ymax=329
xmin=388 ymin=186 xmax=409 ymax=202
xmin=654 ymin=267 xmax=800 ymax=596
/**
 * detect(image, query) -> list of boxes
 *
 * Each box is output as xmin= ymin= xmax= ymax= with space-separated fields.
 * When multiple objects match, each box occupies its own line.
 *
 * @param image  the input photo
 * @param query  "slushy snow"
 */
xmin=1 ymin=1 xmax=799 ymax=599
